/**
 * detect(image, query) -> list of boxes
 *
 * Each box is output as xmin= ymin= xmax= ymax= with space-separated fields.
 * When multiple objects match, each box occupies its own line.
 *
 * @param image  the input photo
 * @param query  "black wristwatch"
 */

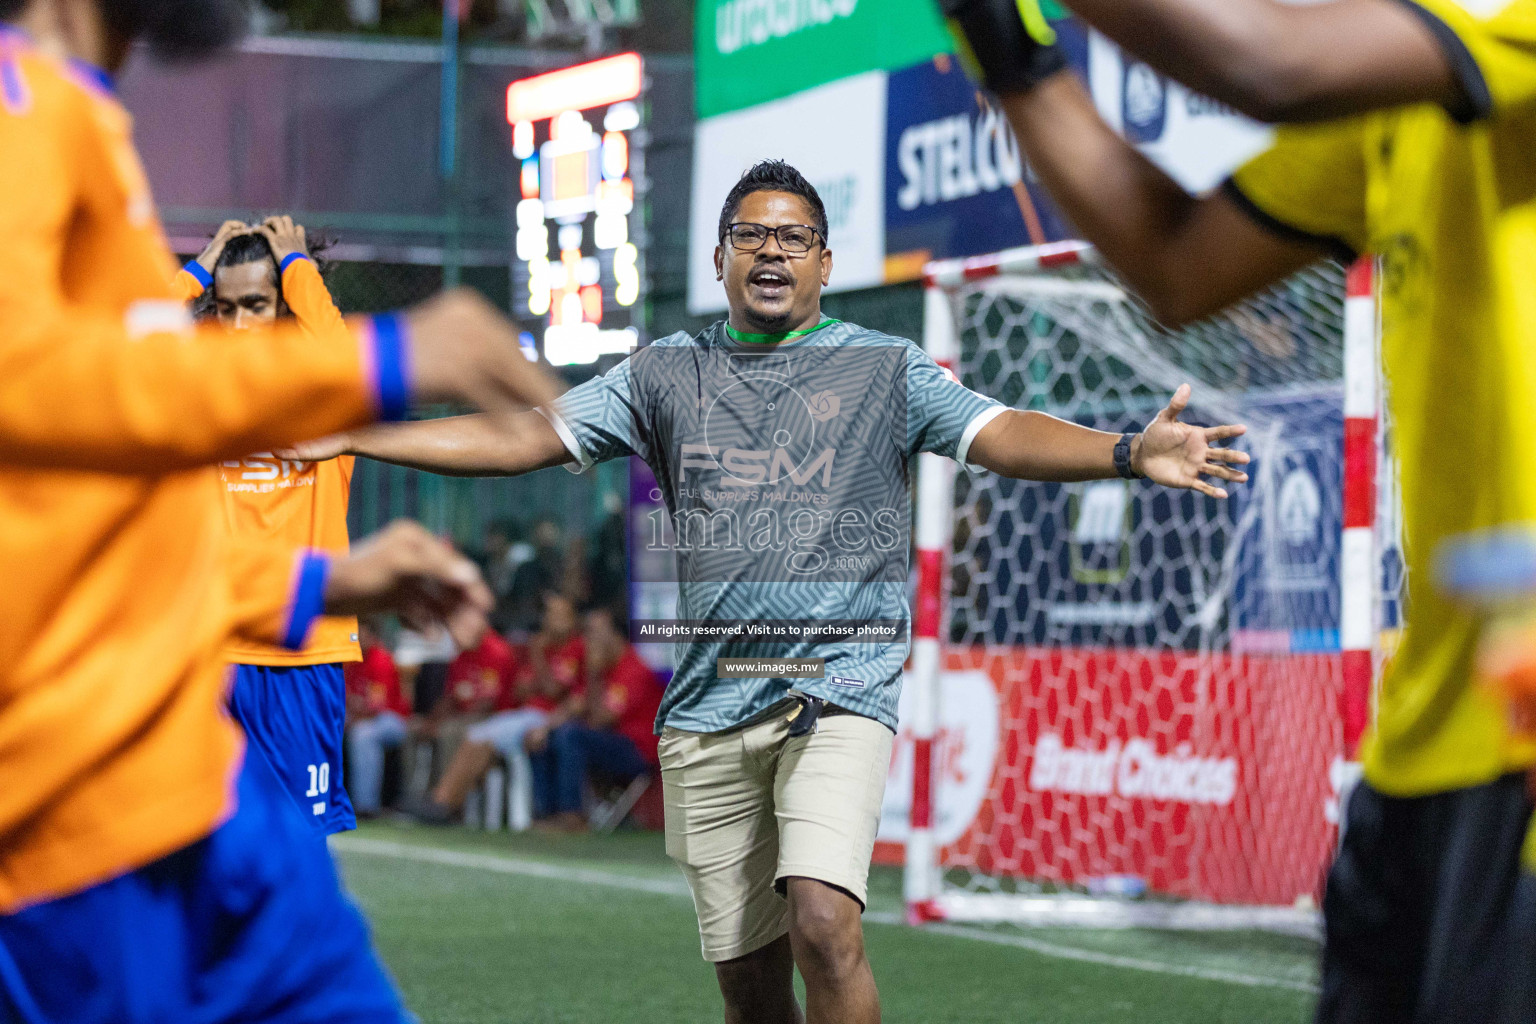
xmin=1113 ymin=432 xmax=1142 ymax=480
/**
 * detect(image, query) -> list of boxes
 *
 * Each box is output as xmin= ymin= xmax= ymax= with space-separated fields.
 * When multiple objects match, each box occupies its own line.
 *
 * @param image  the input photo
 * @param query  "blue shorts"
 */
xmin=230 ymin=663 xmax=356 ymax=836
xmin=0 ymin=753 xmax=406 ymax=1024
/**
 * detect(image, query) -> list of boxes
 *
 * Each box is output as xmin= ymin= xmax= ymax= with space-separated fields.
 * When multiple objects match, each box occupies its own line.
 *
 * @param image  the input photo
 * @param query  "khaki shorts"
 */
xmin=659 ymin=703 xmax=895 ymax=962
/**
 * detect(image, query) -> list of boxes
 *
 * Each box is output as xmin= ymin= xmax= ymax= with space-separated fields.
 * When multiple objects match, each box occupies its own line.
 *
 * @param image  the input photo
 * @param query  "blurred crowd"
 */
xmin=343 ymin=517 xmax=664 ymax=832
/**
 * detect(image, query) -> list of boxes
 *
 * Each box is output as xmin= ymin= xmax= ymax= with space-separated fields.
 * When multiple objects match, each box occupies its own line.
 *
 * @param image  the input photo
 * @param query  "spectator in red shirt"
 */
xmin=444 ymin=629 xmax=520 ymax=716
xmin=416 ymin=592 xmax=585 ymax=821
xmin=419 ymin=628 xmax=520 ymax=793
xmin=529 ymin=605 xmax=662 ymax=831
xmin=344 ymin=621 xmax=413 ymax=818
xmin=518 ymin=591 xmax=588 ymax=715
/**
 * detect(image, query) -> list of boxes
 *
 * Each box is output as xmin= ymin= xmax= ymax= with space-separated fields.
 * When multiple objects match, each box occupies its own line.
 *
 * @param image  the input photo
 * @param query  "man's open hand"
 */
xmin=256 ymin=215 xmax=307 ymax=265
xmin=324 ymin=520 xmax=492 ymax=650
xmin=1132 ymin=384 xmax=1249 ymax=499
xmin=193 ymin=220 xmax=248 ymax=274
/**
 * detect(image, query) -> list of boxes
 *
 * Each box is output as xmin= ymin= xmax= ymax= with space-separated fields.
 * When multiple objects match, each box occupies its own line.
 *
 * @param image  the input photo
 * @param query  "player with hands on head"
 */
xmin=177 ymin=215 xmax=334 ymax=330
xmin=942 ymin=0 xmax=1536 ymax=1020
xmin=182 ymin=213 xmax=456 ymax=838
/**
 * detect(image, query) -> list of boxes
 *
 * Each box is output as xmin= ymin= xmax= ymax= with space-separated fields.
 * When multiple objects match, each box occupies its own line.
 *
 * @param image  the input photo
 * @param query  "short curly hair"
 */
xmin=717 ymin=159 xmax=828 ymax=244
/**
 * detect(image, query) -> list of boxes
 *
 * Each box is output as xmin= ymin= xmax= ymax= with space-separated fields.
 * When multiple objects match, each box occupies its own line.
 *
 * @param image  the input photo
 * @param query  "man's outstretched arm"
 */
xmin=283 ymin=411 xmax=575 ymax=477
xmin=0 ymin=289 xmax=561 ymax=473
xmin=967 ymin=384 xmax=1249 ymax=499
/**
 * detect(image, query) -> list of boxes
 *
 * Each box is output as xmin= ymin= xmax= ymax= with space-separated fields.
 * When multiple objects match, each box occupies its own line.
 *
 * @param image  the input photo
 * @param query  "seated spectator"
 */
xmin=504 ymin=520 xmax=565 ymax=634
xmin=422 ymin=627 xmax=520 ymax=785
xmin=480 ymin=518 xmax=530 ymax=635
xmin=344 ymin=621 xmax=412 ymax=818
xmin=394 ymin=623 xmax=457 ymax=717
xmin=529 ymin=605 xmax=662 ymax=832
xmin=415 ymin=592 xmax=586 ymax=821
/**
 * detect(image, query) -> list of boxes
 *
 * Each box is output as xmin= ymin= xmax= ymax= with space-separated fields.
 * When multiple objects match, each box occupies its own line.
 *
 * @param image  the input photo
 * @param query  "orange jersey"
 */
xmin=181 ymin=258 xmax=362 ymax=666
xmin=0 ymin=39 xmax=401 ymax=913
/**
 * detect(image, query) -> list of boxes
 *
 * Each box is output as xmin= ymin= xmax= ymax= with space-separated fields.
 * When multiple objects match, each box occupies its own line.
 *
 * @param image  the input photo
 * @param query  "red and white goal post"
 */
xmin=882 ymin=242 xmax=1390 ymax=935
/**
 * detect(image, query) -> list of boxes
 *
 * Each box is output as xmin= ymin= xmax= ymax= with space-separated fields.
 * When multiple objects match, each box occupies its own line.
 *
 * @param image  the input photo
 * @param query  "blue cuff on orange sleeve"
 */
xmin=367 ymin=313 xmax=411 ymax=422
xmin=182 ymin=261 xmax=213 ymax=288
xmin=282 ymin=553 xmax=331 ymax=650
xmin=279 ymin=252 xmax=311 ymax=274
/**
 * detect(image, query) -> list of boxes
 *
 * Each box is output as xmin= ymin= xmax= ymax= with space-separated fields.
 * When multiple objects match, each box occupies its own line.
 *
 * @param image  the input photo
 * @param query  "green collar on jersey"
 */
xmin=724 ymin=318 xmax=841 ymax=345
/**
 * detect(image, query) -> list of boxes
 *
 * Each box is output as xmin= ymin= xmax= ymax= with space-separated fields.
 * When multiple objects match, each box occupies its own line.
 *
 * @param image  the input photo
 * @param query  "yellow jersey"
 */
xmin=0 ymin=37 xmax=395 ymax=911
xmin=1227 ymin=0 xmax=1536 ymax=795
xmin=178 ymin=259 xmax=361 ymax=666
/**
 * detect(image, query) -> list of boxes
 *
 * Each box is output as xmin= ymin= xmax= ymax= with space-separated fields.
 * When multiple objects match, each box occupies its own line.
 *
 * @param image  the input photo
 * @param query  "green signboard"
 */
xmin=695 ymin=0 xmax=952 ymax=118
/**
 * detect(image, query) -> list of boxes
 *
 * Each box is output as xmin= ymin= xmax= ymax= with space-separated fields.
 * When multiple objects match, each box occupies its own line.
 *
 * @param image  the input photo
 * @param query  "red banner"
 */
xmin=877 ymin=646 xmax=1344 ymax=906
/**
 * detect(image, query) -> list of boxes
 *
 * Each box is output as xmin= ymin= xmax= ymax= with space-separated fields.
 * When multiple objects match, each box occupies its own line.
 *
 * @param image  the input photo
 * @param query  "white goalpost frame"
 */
xmin=906 ymin=241 xmax=1382 ymax=936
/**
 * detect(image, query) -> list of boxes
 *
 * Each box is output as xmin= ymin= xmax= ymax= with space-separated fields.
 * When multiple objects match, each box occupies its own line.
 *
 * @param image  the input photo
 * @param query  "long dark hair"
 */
xmin=192 ymin=224 xmax=333 ymax=321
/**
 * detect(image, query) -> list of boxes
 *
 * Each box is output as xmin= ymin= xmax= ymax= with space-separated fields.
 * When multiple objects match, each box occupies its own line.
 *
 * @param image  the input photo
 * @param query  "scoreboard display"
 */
xmin=508 ymin=53 xmax=645 ymax=366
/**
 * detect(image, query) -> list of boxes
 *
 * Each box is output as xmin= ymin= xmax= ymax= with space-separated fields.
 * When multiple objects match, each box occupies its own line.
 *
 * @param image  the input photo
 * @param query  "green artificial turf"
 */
xmin=334 ymin=821 xmax=1317 ymax=1024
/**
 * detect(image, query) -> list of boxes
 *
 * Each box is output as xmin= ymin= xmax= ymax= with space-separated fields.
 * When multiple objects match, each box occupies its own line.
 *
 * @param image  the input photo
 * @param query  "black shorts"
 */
xmin=1318 ymin=772 xmax=1536 ymax=1024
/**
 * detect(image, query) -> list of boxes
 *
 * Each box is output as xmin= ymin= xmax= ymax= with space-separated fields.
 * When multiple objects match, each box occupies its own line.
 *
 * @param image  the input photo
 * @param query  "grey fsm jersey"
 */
xmin=544 ymin=318 xmax=1004 ymax=734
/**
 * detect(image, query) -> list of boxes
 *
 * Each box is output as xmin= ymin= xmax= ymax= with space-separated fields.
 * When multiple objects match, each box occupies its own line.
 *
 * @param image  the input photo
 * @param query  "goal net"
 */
xmin=882 ymin=242 xmax=1398 ymax=935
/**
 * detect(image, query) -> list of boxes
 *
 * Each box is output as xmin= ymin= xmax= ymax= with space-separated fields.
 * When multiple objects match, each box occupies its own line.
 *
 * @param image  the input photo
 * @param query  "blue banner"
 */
xmin=883 ymin=24 xmax=1088 ymax=266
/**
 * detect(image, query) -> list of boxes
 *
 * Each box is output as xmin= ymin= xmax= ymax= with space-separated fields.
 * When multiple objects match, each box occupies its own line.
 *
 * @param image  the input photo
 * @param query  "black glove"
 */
xmin=939 ymin=0 xmax=1068 ymax=95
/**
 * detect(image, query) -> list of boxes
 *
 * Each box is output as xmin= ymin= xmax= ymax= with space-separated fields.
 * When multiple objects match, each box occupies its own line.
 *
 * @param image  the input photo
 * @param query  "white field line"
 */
xmin=335 ymin=836 xmax=1318 ymax=995
xmin=335 ymin=836 xmax=690 ymax=897
xmin=863 ymin=912 xmax=1318 ymax=994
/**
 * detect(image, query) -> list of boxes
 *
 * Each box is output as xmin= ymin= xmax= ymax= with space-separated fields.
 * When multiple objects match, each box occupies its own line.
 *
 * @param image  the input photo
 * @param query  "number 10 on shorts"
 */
xmin=306 ymin=762 xmax=330 ymax=816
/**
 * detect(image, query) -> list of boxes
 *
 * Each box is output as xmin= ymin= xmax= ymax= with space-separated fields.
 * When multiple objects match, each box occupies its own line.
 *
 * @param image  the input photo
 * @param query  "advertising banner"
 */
xmin=1234 ymin=385 xmax=1347 ymax=652
xmin=1083 ymin=32 xmax=1271 ymax=193
xmin=876 ymin=647 xmax=1344 ymax=907
xmin=687 ymin=72 xmax=888 ymax=314
xmin=882 ymin=55 xmax=1075 ymax=275
xmin=691 ymin=24 xmax=1274 ymax=295
xmin=695 ymin=0 xmax=949 ymax=118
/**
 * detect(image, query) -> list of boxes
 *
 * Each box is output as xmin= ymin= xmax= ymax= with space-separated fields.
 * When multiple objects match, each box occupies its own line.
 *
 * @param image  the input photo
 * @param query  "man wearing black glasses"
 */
xmin=286 ymin=159 xmax=1247 ymax=1024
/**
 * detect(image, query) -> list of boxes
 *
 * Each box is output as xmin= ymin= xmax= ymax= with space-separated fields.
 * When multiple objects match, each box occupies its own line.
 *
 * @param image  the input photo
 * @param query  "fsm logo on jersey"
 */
xmin=629 ymin=343 xmax=911 ymax=584
xmin=220 ymin=453 xmax=315 ymax=494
